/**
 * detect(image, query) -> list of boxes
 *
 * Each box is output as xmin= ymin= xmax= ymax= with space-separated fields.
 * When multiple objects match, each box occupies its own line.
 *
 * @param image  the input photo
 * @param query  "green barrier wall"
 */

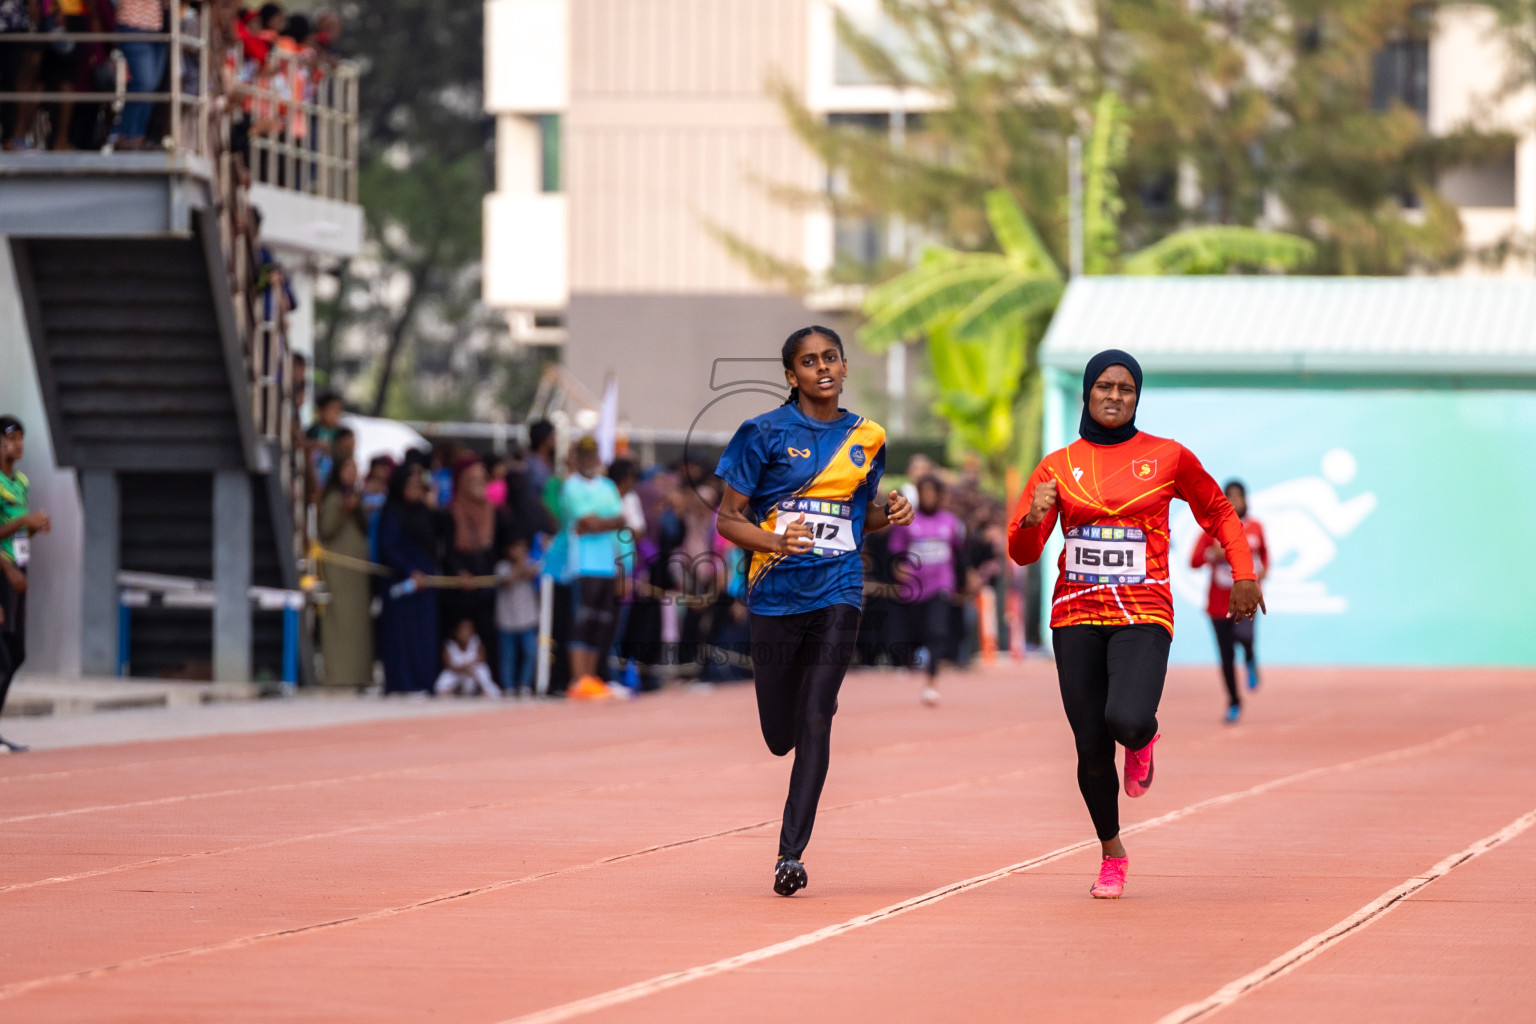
xmin=1046 ymin=387 xmax=1536 ymax=667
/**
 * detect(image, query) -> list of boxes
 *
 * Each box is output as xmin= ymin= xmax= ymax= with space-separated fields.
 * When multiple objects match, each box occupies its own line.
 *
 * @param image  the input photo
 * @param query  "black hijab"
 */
xmin=385 ymin=465 xmax=439 ymax=558
xmin=1078 ymin=348 xmax=1143 ymax=446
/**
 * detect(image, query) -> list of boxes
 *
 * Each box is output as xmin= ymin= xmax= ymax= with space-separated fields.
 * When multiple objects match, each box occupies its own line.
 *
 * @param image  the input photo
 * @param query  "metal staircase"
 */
xmin=0 ymin=20 xmax=359 ymax=683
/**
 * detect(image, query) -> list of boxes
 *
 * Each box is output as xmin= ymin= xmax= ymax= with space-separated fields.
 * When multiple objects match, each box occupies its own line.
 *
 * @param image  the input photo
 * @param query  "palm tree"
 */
xmin=861 ymin=92 xmax=1315 ymax=484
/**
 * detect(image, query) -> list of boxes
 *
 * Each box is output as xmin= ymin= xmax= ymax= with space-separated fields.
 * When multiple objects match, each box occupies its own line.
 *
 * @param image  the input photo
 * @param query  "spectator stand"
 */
xmin=0 ymin=14 xmax=362 ymax=686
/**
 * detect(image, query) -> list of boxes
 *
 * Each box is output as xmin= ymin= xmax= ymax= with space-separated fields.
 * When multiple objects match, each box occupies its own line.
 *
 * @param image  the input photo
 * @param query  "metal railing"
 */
xmin=2 ymin=17 xmax=357 ymax=582
xmin=116 ymin=571 xmax=317 ymax=687
xmin=0 ymin=24 xmax=212 ymax=154
xmin=242 ymin=45 xmax=359 ymax=203
xmin=0 ymin=23 xmax=358 ymax=203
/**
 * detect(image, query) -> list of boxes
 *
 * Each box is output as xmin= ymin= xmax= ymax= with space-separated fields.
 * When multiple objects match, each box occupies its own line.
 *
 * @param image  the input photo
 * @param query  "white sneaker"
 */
xmin=921 ymin=686 xmax=940 ymax=706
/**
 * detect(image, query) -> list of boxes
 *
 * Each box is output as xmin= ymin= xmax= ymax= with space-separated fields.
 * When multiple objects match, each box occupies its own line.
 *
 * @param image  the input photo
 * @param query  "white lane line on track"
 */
xmin=1152 ymin=804 xmax=1536 ymax=1024
xmin=0 ymin=732 xmax=708 ymax=826
xmin=0 ymin=720 xmax=1045 ymax=896
xmin=0 ymin=714 xmax=1037 ymax=827
xmin=0 ymin=702 xmax=634 ymax=783
xmin=0 ymin=753 xmax=1043 ymax=898
xmin=0 ymin=758 xmax=1052 ymax=1001
xmin=491 ymin=725 xmax=1483 ymax=1024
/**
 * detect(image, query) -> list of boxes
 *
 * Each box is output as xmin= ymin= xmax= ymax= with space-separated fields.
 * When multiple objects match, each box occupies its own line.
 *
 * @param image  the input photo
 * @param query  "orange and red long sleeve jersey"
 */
xmin=1007 ymin=432 xmax=1255 ymax=637
xmin=1190 ymin=518 xmax=1268 ymax=621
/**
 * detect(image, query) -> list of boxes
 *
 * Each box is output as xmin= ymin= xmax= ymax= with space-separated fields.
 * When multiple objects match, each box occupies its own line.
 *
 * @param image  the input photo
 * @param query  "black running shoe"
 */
xmin=0 ymin=735 xmax=28 ymax=753
xmin=773 ymin=856 xmax=807 ymax=897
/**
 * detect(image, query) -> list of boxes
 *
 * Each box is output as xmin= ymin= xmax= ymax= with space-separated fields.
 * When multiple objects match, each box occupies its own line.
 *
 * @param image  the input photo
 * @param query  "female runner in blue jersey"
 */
xmin=716 ymin=325 xmax=914 ymax=896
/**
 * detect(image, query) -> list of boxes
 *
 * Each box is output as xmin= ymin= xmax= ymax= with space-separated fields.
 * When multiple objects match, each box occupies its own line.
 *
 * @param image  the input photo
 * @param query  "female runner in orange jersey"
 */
xmin=1008 ymin=350 xmax=1264 ymax=899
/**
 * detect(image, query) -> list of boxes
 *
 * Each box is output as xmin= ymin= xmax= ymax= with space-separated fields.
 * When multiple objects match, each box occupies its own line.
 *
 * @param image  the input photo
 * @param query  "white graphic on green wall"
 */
xmin=1172 ymin=448 xmax=1377 ymax=615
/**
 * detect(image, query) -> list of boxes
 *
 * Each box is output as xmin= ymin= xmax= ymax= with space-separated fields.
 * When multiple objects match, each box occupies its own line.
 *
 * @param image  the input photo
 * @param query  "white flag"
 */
xmin=596 ymin=374 xmax=618 ymax=464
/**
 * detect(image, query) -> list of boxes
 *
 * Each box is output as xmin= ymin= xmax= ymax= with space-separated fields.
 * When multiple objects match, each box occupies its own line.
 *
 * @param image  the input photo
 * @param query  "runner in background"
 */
xmin=887 ymin=475 xmax=966 ymax=706
xmin=1007 ymin=350 xmax=1263 ymax=899
xmin=716 ymin=325 xmax=913 ymax=897
xmin=0 ymin=417 xmax=49 ymax=752
xmin=1191 ymin=480 xmax=1269 ymax=723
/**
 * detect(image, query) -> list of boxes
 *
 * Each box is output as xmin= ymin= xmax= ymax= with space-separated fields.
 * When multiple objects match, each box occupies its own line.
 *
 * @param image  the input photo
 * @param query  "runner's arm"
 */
xmin=1175 ymin=448 xmax=1256 ymax=582
xmin=1006 ymin=462 xmax=1057 ymax=566
xmin=0 ymin=511 xmax=46 ymax=540
xmin=1251 ymin=522 xmax=1270 ymax=581
xmin=716 ymin=485 xmax=811 ymax=555
xmin=1189 ymin=531 xmax=1220 ymax=570
xmin=864 ymin=490 xmax=913 ymax=533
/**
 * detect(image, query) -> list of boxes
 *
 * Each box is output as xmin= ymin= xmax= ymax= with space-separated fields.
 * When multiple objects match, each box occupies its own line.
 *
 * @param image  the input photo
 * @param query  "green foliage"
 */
xmin=313 ymin=0 xmax=499 ymax=418
xmin=925 ymin=324 xmax=1029 ymax=466
xmin=1082 ymin=92 xmax=1129 ymax=275
xmin=858 ymin=94 xmax=1314 ymax=483
xmin=860 ymin=253 xmax=1016 ymax=350
xmin=739 ymin=0 xmax=1508 ymax=291
xmin=948 ymin=275 xmax=1063 ymax=341
xmin=984 ymin=188 xmax=1061 ymax=278
xmin=1121 ymin=227 xmax=1318 ymax=275
xmin=860 ymin=189 xmax=1062 ymax=350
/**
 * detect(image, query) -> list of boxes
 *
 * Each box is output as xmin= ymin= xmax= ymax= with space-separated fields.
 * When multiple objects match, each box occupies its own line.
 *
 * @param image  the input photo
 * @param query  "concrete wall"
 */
xmin=565 ymin=293 xmax=818 ymax=433
xmin=0 ymin=241 xmax=83 ymax=678
xmin=565 ymin=0 xmax=820 ymax=294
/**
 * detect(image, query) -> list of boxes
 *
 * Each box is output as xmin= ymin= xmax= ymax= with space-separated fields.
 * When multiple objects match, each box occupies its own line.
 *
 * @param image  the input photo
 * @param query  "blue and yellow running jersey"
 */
xmin=715 ymin=404 xmax=886 ymax=617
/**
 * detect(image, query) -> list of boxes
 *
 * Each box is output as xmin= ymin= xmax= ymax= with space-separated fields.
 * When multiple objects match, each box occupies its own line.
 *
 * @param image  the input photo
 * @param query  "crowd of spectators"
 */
xmin=306 ymin=406 xmax=1019 ymax=699
xmin=0 ymin=0 xmax=343 ymax=157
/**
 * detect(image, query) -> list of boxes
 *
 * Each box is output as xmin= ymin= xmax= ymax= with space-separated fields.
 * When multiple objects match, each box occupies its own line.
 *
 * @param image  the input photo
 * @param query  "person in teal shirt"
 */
xmin=561 ymin=437 xmax=626 ymax=691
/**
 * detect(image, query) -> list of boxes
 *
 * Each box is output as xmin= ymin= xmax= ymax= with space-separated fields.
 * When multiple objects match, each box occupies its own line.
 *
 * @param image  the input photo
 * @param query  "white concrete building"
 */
xmin=481 ymin=1 xmax=1536 ymax=432
xmin=1430 ymin=5 xmax=1536 ymax=275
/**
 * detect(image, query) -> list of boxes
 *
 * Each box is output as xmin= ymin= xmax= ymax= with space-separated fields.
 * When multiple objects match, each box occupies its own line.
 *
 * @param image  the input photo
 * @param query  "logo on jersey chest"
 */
xmin=787 ymin=446 xmax=811 ymax=458
xmin=1131 ymin=458 xmax=1158 ymax=480
xmin=849 ymin=444 xmax=866 ymax=467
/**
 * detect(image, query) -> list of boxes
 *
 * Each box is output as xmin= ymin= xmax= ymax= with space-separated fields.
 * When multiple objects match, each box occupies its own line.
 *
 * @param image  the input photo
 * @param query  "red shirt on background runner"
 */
xmin=1008 ymin=432 xmax=1255 ymax=637
xmin=1190 ymin=518 xmax=1268 ymax=621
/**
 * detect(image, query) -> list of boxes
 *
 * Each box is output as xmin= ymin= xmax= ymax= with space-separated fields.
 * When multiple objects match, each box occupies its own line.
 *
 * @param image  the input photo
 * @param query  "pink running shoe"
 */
xmin=1124 ymin=734 xmax=1160 ymax=798
xmin=1091 ymin=856 xmax=1128 ymax=899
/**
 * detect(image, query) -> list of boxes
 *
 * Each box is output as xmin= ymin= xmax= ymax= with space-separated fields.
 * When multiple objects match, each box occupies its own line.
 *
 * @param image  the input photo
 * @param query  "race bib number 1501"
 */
xmin=1063 ymin=525 xmax=1146 ymax=585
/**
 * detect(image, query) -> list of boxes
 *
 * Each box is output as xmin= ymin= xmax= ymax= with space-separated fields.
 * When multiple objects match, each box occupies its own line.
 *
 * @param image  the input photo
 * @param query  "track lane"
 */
xmin=0 ymin=667 xmax=1530 ymax=1022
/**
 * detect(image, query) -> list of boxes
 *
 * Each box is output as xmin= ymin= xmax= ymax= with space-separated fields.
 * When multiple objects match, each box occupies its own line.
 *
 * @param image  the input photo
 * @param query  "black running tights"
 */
xmin=1052 ymin=623 xmax=1171 ymax=842
xmin=750 ymin=604 xmax=861 ymax=860
xmin=1210 ymin=617 xmax=1255 ymax=708
xmin=0 ymin=577 xmax=24 ymax=717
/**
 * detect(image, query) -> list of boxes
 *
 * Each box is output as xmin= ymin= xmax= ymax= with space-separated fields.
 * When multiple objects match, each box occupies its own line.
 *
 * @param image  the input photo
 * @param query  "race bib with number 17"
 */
xmin=772 ymin=498 xmax=856 ymax=557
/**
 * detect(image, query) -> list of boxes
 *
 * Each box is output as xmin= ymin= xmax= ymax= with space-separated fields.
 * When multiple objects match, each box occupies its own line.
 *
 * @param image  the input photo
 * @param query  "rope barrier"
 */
xmin=311 ymin=547 xmax=502 ymax=589
xmin=314 ymin=550 xmax=736 ymax=606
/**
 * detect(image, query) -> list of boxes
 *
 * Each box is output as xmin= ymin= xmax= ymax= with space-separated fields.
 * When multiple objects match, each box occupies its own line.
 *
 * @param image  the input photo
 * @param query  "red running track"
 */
xmin=1 ymin=662 xmax=1533 ymax=1023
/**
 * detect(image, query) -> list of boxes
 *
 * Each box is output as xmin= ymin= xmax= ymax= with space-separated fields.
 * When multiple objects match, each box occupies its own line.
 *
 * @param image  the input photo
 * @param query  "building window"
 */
xmin=1439 ymin=144 xmax=1518 ymax=208
xmin=825 ymin=113 xmax=924 ymax=277
xmin=834 ymin=10 xmax=920 ymax=86
xmin=539 ymin=114 xmax=562 ymax=193
xmin=1371 ymin=9 xmax=1431 ymax=120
